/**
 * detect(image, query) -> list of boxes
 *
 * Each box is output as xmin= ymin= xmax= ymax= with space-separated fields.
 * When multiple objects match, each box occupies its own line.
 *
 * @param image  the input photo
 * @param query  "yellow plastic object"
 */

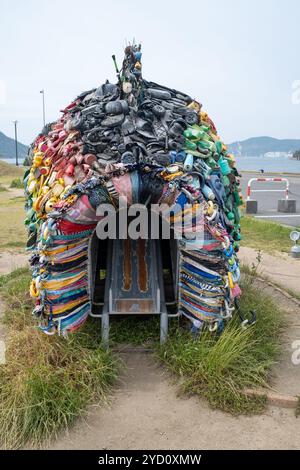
xmin=43 ymin=271 xmax=85 ymax=290
xmin=161 ymin=167 xmax=183 ymax=181
xmin=30 ymin=280 xmax=39 ymax=298
xmin=45 ymin=198 xmax=57 ymax=213
xmin=28 ymin=179 xmax=37 ymax=194
xmin=64 ymin=194 xmax=77 ymax=205
xmin=228 ymin=272 xmax=234 ymax=290
xmin=33 ymin=195 xmax=44 ymax=212
xmin=227 ymin=153 xmax=236 ymax=164
xmin=44 ymin=157 xmax=52 ymax=166
xmin=188 ymin=101 xmax=201 ymax=113
xmin=61 ymin=185 xmax=72 ymax=198
xmin=43 ymin=227 xmax=49 ymax=239
xmin=41 ymin=185 xmax=50 ymax=195
xmin=33 ymin=152 xmax=44 ymax=167
xmin=37 ymin=175 xmax=45 ymax=197
xmin=206 ymin=201 xmax=215 ymax=216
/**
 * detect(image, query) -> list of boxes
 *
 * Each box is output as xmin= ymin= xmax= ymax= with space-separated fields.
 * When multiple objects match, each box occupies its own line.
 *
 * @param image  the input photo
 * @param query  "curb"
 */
xmin=244 ymin=388 xmax=299 ymax=409
xmin=240 ymin=171 xmax=300 ymax=178
xmin=243 ymin=277 xmax=300 ymax=410
xmin=256 ymin=276 xmax=300 ymax=308
xmin=241 ymin=268 xmax=300 ymax=308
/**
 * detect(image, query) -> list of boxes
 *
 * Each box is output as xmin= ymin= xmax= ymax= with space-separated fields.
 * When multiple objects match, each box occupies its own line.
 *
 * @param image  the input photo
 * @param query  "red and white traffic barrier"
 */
xmin=246 ymin=178 xmax=289 ymax=201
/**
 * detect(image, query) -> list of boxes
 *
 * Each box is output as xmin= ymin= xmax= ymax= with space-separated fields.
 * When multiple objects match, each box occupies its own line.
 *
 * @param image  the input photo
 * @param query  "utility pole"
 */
xmin=40 ymin=89 xmax=46 ymax=127
xmin=13 ymin=120 xmax=19 ymax=166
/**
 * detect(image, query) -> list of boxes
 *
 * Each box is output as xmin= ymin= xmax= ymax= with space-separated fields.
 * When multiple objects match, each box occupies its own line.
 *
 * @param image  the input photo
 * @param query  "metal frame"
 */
xmin=88 ymin=233 xmax=179 ymax=349
xmin=247 ymin=177 xmax=290 ymax=201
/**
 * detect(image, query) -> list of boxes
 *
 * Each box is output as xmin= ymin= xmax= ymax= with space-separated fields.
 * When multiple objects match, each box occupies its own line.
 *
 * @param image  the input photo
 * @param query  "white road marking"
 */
xmin=254 ymin=215 xmax=300 ymax=218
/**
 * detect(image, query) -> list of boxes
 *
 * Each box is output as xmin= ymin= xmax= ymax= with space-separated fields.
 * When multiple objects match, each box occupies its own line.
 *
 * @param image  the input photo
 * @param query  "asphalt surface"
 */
xmin=240 ymin=172 xmax=300 ymax=227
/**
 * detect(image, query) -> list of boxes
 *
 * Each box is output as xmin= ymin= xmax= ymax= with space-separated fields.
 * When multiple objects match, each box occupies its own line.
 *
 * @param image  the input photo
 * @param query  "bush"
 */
xmin=10 ymin=178 xmax=23 ymax=189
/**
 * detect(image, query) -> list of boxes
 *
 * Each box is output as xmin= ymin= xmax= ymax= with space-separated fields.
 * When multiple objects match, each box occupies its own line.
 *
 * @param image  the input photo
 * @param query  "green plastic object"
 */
xmin=184 ymin=127 xmax=205 ymax=141
xmin=219 ymin=156 xmax=231 ymax=175
xmin=185 ymin=139 xmax=197 ymax=151
xmin=233 ymin=191 xmax=243 ymax=207
xmin=215 ymin=140 xmax=223 ymax=155
xmin=198 ymin=140 xmax=216 ymax=153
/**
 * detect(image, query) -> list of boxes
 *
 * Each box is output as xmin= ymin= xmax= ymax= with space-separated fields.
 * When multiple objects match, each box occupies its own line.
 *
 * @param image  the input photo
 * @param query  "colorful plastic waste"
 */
xmin=24 ymin=43 xmax=243 ymax=336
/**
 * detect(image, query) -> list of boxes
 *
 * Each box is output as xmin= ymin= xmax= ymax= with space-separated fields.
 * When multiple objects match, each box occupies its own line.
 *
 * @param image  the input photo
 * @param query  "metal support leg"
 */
xmin=101 ymin=313 xmax=110 ymax=349
xmin=160 ymin=311 xmax=168 ymax=344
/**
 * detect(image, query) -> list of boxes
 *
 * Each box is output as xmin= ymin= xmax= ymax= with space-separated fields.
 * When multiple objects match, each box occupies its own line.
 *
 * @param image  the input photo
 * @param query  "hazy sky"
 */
xmin=1 ymin=0 xmax=300 ymax=145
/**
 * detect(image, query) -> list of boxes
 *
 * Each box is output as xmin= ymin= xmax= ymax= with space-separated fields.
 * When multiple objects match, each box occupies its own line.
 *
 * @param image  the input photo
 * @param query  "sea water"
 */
xmin=235 ymin=156 xmax=300 ymax=174
xmin=1 ymin=156 xmax=300 ymax=174
xmin=0 ymin=157 xmax=25 ymax=165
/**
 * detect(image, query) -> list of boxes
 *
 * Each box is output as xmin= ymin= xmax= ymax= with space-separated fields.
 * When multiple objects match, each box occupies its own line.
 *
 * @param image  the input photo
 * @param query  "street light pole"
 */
xmin=40 ymin=89 xmax=46 ymax=127
xmin=13 ymin=120 xmax=19 ymax=167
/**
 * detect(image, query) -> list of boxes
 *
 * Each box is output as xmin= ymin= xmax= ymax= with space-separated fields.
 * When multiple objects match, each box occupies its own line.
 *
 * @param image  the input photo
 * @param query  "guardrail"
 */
xmin=246 ymin=178 xmax=289 ymax=201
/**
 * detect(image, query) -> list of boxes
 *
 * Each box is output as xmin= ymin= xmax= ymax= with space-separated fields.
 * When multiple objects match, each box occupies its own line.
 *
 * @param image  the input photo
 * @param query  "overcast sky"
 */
xmin=1 ymin=0 xmax=300 ymax=145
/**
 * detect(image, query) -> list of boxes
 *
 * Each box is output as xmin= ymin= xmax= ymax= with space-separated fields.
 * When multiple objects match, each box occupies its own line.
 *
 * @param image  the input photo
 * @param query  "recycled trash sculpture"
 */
xmin=24 ymin=43 xmax=243 ymax=336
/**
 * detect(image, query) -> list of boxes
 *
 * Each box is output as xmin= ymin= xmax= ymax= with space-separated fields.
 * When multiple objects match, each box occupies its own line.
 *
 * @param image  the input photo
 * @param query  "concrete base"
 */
xmin=291 ymin=245 xmax=300 ymax=259
xmin=278 ymin=199 xmax=296 ymax=213
xmin=246 ymin=200 xmax=258 ymax=214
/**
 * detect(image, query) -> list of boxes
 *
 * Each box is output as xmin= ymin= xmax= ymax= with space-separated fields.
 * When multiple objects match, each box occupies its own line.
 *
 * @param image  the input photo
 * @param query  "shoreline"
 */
xmin=1 ymin=158 xmax=300 ymax=177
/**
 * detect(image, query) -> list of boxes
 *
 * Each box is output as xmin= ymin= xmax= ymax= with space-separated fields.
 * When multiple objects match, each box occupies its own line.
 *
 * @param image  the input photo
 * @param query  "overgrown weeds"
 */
xmin=111 ymin=273 xmax=284 ymax=415
xmin=157 ymin=274 xmax=283 ymax=414
xmin=0 ymin=267 xmax=285 ymax=448
xmin=10 ymin=178 xmax=23 ymax=189
xmin=0 ymin=269 xmax=118 ymax=449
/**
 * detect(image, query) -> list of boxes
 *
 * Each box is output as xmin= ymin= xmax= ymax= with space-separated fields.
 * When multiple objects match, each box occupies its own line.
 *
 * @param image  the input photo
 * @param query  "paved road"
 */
xmin=240 ymin=172 xmax=300 ymax=227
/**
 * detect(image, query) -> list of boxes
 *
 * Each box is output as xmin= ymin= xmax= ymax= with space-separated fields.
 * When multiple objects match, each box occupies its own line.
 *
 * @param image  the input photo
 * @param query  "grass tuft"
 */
xmin=157 ymin=275 xmax=283 ymax=414
xmin=109 ymin=274 xmax=283 ymax=415
xmin=10 ymin=178 xmax=23 ymax=189
xmin=0 ymin=270 xmax=118 ymax=449
xmin=0 ymin=268 xmax=285 ymax=448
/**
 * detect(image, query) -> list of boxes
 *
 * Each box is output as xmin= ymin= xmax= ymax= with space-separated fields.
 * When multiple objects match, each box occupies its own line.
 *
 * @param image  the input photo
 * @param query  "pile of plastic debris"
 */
xmin=24 ymin=43 xmax=244 ymax=336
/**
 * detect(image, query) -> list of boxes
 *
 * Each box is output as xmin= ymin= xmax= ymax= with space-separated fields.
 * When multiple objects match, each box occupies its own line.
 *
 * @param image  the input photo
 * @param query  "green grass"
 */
xmin=296 ymin=397 xmax=300 ymax=418
xmin=0 ymin=180 xmax=26 ymax=252
xmin=0 ymin=162 xmax=26 ymax=251
xmin=0 ymin=269 xmax=118 ymax=449
xmin=110 ymin=275 xmax=283 ymax=415
xmin=10 ymin=178 xmax=23 ymax=189
xmin=157 ymin=275 xmax=283 ymax=414
xmin=240 ymin=216 xmax=299 ymax=253
xmin=0 ymin=267 xmax=285 ymax=448
xmin=0 ymin=160 xmax=25 ymax=186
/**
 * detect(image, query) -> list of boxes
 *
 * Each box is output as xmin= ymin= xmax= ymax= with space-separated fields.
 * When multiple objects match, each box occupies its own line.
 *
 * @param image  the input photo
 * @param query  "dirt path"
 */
xmin=259 ymin=283 xmax=300 ymax=397
xmin=49 ymin=263 xmax=300 ymax=451
xmin=50 ymin=352 xmax=299 ymax=450
xmin=239 ymin=246 xmax=300 ymax=295
xmin=0 ymin=245 xmax=298 ymax=450
xmin=0 ymin=251 xmax=28 ymax=275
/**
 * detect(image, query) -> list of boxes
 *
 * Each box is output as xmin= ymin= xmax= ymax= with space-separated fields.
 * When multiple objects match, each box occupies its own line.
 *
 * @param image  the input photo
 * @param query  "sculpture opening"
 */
xmin=24 ymin=43 xmax=243 ymax=343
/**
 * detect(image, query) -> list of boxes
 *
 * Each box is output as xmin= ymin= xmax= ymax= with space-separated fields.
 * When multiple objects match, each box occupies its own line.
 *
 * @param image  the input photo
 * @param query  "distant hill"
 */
xmin=228 ymin=136 xmax=300 ymax=157
xmin=0 ymin=131 xmax=28 ymax=160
